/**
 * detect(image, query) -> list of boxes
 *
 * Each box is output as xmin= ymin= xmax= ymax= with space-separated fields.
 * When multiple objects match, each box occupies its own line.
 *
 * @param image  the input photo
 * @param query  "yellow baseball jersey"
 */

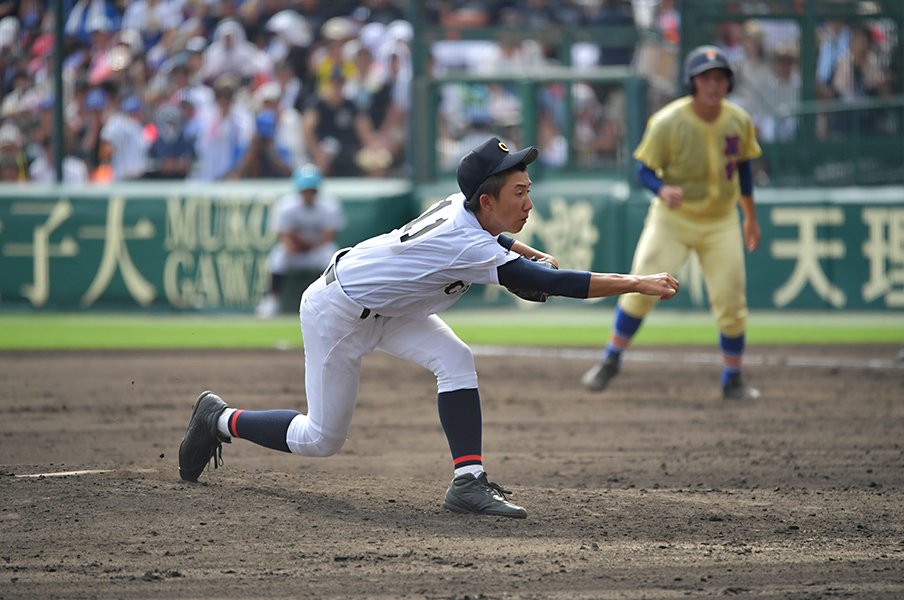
xmin=634 ymin=96 xmax=762 ymax=219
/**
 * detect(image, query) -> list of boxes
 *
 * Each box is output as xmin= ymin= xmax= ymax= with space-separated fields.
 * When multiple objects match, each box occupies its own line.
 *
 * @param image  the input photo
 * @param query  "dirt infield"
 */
xmin=1 ymin=345 xmax=903 ymax=599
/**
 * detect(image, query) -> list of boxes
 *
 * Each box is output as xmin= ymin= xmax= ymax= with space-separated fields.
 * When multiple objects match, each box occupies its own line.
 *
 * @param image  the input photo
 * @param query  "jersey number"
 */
xmin=399 ymin=199 xmax=451 ymax=242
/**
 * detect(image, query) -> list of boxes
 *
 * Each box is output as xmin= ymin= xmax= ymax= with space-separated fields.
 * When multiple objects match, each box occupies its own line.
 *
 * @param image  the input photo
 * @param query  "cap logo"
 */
xmin=705 ymin=49 xmax=717 ymax=60
xmin=498 ymin=142 xmax=509 ymax=153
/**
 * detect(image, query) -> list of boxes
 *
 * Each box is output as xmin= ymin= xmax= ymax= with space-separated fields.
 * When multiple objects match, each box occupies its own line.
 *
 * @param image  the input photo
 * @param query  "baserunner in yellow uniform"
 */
xmin=582 ymin=45 xmax=763 ymax=400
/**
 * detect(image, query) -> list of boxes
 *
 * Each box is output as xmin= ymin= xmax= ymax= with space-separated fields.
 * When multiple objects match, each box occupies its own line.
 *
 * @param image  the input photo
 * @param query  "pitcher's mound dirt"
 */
xmin=1 ymin=345 xmax=902 ymax=598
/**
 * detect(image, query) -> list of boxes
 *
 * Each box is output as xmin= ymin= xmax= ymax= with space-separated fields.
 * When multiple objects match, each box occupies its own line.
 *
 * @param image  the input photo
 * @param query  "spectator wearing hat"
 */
xmin=302 ymin=65 xmax=375 ymax=177
xmin=99 ymin=93 xmax=150 ymax=180
xmin=312 ymin=16 xmax=357 ymax=96
xmin=255 ymin=163 xmax=346 ymax=318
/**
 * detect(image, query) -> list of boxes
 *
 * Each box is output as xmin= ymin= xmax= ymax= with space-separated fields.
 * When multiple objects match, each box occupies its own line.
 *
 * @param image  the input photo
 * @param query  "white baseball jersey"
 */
xmin=335 ymin=193 xmax=519 ymax=318
xmin=290 ymin=194 xmax=513 ymax=457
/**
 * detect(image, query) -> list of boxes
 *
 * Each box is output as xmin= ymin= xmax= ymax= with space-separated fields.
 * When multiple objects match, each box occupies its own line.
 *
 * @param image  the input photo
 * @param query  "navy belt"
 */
xmin=323 ymin=263 xmax=372 ymax=319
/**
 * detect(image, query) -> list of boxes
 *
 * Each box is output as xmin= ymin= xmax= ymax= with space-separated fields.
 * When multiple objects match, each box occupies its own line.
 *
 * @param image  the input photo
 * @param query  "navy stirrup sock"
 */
xmin=719 ymin=333 xmax=745 ymax=386
xmin=437 ymin=388 xmax=483 ymax=470
xmin=228 ymin=409 xmax=300 ymax=453
xmin=604 ymin=306 xmax=643 ymax=361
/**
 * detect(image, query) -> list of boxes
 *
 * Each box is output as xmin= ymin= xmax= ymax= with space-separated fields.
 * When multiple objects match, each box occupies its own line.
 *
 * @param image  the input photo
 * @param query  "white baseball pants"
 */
xmin=288 ymin=272 xmax=478 ymax=457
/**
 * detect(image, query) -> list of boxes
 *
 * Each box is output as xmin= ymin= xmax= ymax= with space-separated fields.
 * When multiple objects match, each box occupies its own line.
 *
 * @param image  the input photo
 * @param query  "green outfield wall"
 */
xmin=0 ymin=180 xmax=410 ymax=312
xmin=1 ymin=180 xmax=902 ymax=313
xmin=417 ymin=179 xmax=904 ymax=312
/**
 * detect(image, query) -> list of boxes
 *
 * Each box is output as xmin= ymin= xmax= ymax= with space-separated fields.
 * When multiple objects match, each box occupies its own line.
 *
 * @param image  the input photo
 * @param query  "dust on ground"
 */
xmin=1 ymin=345 xmax=902 ymax=599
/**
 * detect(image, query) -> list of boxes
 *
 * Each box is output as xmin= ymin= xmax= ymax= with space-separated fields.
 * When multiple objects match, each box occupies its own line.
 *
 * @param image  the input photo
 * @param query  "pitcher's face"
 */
xmin=481 ymin=170 xmax=533 ymax=236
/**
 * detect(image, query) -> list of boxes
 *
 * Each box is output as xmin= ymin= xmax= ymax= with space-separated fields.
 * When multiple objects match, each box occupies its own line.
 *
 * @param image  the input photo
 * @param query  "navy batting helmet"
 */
xmin=684 ymin=45 xmax=734 ymax=95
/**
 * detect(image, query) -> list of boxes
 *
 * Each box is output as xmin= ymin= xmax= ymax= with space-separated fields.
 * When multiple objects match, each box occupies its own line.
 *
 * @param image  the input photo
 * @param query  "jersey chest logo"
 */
xmin=444 ymin=281 xmax=469 ymax=295
xmin=723 ymin=135 xmax=740 ymax=179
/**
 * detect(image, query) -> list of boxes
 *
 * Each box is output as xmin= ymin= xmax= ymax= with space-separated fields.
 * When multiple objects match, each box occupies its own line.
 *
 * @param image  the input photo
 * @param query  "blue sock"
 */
xmin=437 ymin=388 xmax=483 ymax=474
xmin=719 ymin=333 xmax=745 ymax=386
xmin=228 ymin=409 xmax=300 ymax=453
xmin=604 ymin=306 xmax=643 ymax=361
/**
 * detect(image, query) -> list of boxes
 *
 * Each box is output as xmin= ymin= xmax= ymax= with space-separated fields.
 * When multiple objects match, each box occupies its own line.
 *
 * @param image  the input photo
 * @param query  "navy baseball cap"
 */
xmin=685 ymin=45 xmax=733 ymax=80
xmin=457 ymin=137 xmax=538 ymax=203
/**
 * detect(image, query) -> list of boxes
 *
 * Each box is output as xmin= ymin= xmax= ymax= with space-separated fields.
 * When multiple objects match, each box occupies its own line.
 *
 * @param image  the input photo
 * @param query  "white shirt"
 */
xmin=269 ymin=190 xmax=345 ymax=271
xmin=336 ymin=194 xmax=518 ymax=318
xmin=274 ymin=191 xmax=345 ymax=239
xmin=29 ymin=154 xmax=89 ymax=183
xmin=121 ymin=0 xmax=183 ymax=34
xmin=100 ymin=112 xmax=149 ymax=180
xmin=190 ymin=105 xmax=250 ymax=181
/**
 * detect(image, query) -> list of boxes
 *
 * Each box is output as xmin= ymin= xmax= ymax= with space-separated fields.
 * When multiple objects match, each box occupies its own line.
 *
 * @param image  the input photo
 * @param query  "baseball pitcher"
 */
xmin=180 ymin=137 xmax=679 ymax=518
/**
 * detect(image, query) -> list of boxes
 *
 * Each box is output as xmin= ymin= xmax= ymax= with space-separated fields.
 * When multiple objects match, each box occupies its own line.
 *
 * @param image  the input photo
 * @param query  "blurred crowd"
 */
xmin=425 ymin=0 xmax=899 ymax=172
xmin=426 ymin=0 xmax=639 ymax=170
xmin=0 ymin=0 xmax=414 ymax=183
xmin=0 ymin=1 xmax=900 ymax=184
xmin=720 ymin=15 xmax=900 ymax=143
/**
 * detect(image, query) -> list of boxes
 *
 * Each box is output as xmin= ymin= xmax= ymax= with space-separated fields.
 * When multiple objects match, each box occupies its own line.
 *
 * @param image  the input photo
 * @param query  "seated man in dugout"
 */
xmin=256 ymin=164 xmax=346 ymax=318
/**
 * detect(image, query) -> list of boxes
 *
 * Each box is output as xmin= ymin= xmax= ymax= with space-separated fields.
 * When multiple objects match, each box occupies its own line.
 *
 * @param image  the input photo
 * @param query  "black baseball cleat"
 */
xmin=581 ymin=355 xmax=620 ymax=392
xmin=442 ymin=473 xmax=527 ymax=519
xmin=178 ymin=390 xmax=231 ymax=482
xmin=722 ymin=377 xmax=761 ymax=400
